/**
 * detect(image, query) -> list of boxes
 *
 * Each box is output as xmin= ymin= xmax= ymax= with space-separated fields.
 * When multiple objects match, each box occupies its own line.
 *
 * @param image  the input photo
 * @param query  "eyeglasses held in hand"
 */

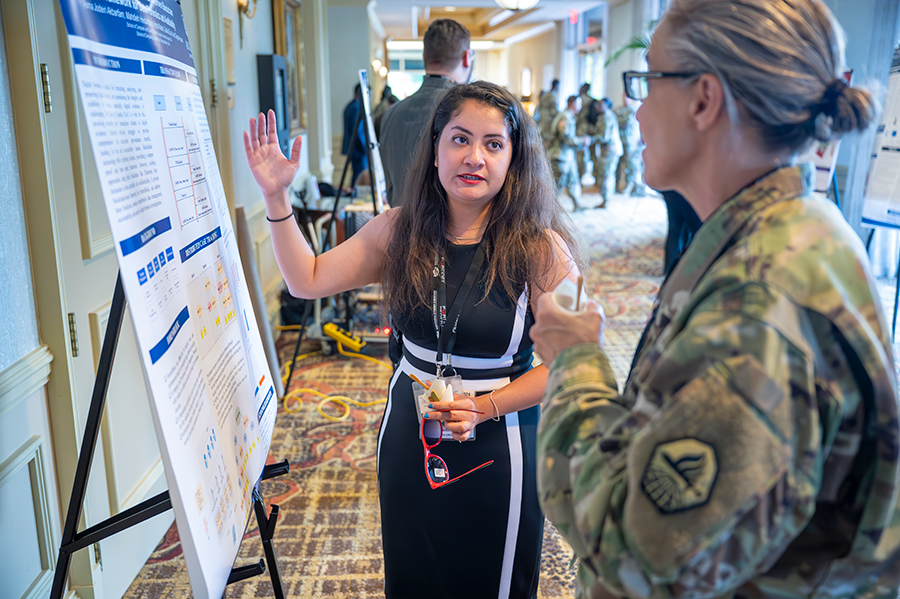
xmin=421 ymin=408 xmax=493 ymax=490
xmin=622 ymin=70 xmax=702 ymax=101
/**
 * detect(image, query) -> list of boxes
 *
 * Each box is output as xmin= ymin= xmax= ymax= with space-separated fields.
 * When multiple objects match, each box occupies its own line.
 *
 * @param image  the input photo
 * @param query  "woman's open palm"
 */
xmin=243 ymin=109 xmax=302 ymax=198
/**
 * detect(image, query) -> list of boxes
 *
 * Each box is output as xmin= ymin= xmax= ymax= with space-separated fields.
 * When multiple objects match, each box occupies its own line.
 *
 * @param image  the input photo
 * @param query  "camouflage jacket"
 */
xmin=540 ymin=91 xmax=561 ymax=138
xmin=548 ymin=110 xmax=581 ymax=161
xmin=616 ymin=104 xmax=642 ymax=153
xmin=538 ymin=165 xmax=900 ymax=599
xmin=582 ymin=110 xmax=623 ymax=160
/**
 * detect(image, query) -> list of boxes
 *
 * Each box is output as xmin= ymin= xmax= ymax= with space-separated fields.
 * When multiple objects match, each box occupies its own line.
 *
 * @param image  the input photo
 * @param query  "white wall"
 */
xmin=472 ymin=48 xmax=509 ymax=89
xmin=0 ymin=6 xmax=38 ymax=370
xmin=221 ymin=0 xmax=310 ymax=209
xmin=605 ymin=0 xmax=648 ymax=108
xmin=507 ymin=28 xmax=560 ymax=101
xmin=824 ymin=0 xmax=883 ymax=170
xmin=328 ymin=5 xmax=373 ymax=147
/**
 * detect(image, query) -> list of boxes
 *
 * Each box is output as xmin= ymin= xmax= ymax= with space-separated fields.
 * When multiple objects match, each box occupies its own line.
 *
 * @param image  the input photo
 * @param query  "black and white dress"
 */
xmin=377 ymin=241 xmax=543 ymax=599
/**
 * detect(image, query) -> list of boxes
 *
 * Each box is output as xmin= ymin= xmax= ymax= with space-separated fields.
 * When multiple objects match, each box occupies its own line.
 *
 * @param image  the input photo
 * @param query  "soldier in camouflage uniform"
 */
xmin=549 ymin=95 xmax=588 ymax=210
xmin=531 ymin=1 xmax=900 ymax=597
xmin=615 ymin=96 xmax=646 ymax=196
xmin=539 ymin=79 xmax=561 ymax=145
xmin=586 ymin=98 xmax=622 ymax=208
xmin=577 ymin=83 xmax=595 ymax=179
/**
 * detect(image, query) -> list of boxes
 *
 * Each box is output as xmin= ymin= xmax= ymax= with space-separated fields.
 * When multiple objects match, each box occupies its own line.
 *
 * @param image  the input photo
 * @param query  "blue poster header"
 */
xmin=120 ymin=217 xmax=172 ymax=256
xmin=58 ymin=0 xmax=193 ymax=68
xmin=149 ymin=306 xmax=189 ymax=364
xmin=72 ymin=48 xmax=142 ymax=74
xmin=180 ymin=227 xmax=221 ymax=263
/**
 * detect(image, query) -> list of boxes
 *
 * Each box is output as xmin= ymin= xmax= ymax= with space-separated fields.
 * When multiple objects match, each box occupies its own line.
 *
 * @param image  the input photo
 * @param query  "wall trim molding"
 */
xmin=0 ymin=346 xmax=53 ymax=419
xmin=0 ymin=435 xmax=57 ymax=599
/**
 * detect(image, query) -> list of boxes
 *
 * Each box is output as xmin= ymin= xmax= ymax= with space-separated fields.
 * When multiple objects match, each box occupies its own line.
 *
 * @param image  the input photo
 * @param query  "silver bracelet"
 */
xmin=488 ymin=390 xmax=501 ymax=422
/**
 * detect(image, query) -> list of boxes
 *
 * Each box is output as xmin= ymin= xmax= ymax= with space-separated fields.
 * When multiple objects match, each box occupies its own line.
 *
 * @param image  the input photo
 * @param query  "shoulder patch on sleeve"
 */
xmin=641 ymin=438 xmax=718 ymax=514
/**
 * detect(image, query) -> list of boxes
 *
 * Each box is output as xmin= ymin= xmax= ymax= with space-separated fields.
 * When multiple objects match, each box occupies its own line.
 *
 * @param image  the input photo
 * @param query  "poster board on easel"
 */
xmin=54 ymin=1 xmax=278 ymax=597
xmin=358 ymin=69 xmax=387 ymax=213
xmin=862 ymin=47 xmax=900 ymax=229
xmin=861 ymin=46 xmax=900 ymax=335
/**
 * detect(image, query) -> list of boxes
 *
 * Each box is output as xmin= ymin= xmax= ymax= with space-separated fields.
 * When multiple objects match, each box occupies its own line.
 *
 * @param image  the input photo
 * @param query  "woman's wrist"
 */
xmin=264 ymin=189 xmax=292 ymax=220
xmin=475 ymin=391 xmax=501 ymax=424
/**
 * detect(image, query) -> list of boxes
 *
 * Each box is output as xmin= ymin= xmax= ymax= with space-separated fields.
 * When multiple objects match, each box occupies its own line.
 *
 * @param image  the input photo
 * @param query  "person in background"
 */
xmin=244 ymin=81 xmax=585 ymax=598
xmin=549 ymin=95 xmax=588 ymax=211
xmin=341 ymin=83 xmax=368 ymax=187
xmin=586 ymin=98 xmax=622 ymax=209
xmin=576 ymin=82 xmax=595 ymax=180
xmin=539 ymin=78 xmax=561 ymax=144
xmin=661 ymin=189 xmax=702 ymax=274
xmin=372 ymin=85 xmax=399 ymax=139
xmin=533 ymin=89 xmax=545 ymax=125
xmin=380 ymin=19 xmax=472 ymax=207
xmin=531 ymin=0 xmax=900 ymax=598
xmin=615 ymin=91 xmax=646 ymax=196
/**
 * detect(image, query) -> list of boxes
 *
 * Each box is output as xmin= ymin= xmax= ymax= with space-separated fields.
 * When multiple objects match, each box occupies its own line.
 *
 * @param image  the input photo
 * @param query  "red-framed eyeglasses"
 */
xmin=421 ymin=409 xmax=494 ymax=489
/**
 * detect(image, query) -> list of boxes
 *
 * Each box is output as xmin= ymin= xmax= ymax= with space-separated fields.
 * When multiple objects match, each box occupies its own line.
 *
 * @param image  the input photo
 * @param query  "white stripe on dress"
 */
xmin=498 ymin=411 xmax=523 ymax=599
xmin=402 ymin=288 xmax=530 ymax=371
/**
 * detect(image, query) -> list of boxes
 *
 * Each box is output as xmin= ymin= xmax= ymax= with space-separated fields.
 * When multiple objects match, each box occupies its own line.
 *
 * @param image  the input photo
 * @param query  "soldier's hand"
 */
xmin=531 ymin=295 xmax=605 ymax=366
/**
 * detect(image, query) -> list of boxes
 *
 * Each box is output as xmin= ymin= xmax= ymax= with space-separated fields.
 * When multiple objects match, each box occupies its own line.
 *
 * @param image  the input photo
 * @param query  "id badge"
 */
xmin=412 ymin=375 xmax=476 ymax=441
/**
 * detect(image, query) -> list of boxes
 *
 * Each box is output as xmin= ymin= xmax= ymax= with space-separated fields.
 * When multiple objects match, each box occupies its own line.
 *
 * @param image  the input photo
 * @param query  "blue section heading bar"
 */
xmin=120 ymin=217 xmax=172 ymax=257
xmin=258 ymin=387 xmax=274 ymax=422
xmin=72 ymin=48 xmax=142 ymax=74
xmin=149 ymin=307 xmax=189 ymax=364
xmin=144 ymin=60 xmax=186 ymax=81
xmin=179 ymin=227 xmax=221 ymax=263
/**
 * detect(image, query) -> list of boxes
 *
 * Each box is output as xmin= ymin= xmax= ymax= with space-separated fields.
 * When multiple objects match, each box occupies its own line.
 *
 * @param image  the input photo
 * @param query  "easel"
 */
xmin=50 ymin=273 xmax=290 ymax=599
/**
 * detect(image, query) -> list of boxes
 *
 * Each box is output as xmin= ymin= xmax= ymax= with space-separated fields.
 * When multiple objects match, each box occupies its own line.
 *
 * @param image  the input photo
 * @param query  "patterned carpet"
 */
xmin=119 ymin=189 xmax=666 ymax=599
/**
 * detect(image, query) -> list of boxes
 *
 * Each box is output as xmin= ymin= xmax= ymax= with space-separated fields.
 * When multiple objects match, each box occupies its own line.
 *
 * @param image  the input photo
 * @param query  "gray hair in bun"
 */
xmin=663 ymin=0 xmax=878 ymax=153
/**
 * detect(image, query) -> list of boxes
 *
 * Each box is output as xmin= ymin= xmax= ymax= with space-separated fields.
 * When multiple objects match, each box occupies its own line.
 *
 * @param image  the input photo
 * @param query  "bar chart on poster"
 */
xmin=56 ymin=1 xmax=277 ymax=598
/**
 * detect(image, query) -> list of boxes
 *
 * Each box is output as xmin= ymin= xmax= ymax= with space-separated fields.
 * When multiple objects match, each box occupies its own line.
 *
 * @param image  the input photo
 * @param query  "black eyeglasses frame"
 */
xmin=622 ymin=70 xmax=703 ymax=101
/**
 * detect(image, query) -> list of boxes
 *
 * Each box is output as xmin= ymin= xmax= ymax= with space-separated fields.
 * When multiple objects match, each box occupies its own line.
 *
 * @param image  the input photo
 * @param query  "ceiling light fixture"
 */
xmin=494 ymin=0 xmax=539 ymax=11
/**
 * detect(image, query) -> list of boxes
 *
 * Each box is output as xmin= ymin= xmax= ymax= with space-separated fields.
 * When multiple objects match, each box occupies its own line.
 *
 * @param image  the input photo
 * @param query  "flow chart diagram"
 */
xmin=160 ymin=109 xmax=213 ymax=229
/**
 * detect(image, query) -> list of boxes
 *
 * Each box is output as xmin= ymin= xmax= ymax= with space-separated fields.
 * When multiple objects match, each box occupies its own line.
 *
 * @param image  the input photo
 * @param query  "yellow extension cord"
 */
xmin=279 ymin=334 xmax=390 ymax=422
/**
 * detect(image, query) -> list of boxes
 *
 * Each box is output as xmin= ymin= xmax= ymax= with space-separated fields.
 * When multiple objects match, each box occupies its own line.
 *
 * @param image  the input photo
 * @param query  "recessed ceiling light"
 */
xmin=445 ymin=6 xmax=456 ymax=11
xmin=494 ymin=0 xmax=539 ymax=10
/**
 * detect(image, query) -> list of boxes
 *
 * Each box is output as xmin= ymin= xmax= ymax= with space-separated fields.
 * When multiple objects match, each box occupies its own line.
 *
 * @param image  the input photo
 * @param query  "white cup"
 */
xmin=551 ymin=278 xmax=588 ymax=313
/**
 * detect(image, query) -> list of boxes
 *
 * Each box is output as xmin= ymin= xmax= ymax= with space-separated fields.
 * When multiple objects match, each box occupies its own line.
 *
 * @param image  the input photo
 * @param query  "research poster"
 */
xmin=862 ymin=47 xmax=900 ymax=229
xmin=56 ymin=1 xmax=277 ymax=597
xmin=359 ymin=69 xmax=386 ymax=212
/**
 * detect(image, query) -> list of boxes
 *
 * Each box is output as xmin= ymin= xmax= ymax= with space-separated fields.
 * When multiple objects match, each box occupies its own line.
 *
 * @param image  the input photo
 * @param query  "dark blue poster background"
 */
xmin=58 ymin=0 xmax=193 ymax=67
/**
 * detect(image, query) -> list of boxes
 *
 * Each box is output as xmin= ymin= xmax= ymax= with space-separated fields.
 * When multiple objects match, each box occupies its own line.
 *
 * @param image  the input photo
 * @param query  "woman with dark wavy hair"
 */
xmin=245 ymin=80 xmax=584 ymax=598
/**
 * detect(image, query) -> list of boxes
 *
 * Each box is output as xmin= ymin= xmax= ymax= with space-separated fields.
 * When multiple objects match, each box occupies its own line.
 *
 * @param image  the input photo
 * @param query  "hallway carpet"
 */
xmin=120 ymin=192 xmax=667 ymax=598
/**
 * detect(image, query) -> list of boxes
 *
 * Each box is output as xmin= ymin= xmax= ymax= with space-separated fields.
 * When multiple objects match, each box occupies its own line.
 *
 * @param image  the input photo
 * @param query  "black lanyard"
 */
xmin=432 ymin=241 xmax=486 ymax=375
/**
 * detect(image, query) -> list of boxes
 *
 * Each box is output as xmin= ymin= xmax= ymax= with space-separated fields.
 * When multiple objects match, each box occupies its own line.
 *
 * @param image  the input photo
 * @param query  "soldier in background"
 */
xmin=539 ymin=79 xmax=561 ymax=144
xmin=584 ymin=98 xmax=621 ymax=209
xmin=531 ymin=0 xmax=900 ymax=598
xmin=548 ymin=95 xmax=587 ymax=211
xmin=615 ymin=92 xmax=646 ymax=196
xmin=576 ymin=82 xmax=594 ymax=180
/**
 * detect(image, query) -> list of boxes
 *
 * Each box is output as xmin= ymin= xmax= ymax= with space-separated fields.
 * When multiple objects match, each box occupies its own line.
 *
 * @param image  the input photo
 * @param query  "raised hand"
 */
xmin=243 ymin=109 xmax=302 ymax=199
